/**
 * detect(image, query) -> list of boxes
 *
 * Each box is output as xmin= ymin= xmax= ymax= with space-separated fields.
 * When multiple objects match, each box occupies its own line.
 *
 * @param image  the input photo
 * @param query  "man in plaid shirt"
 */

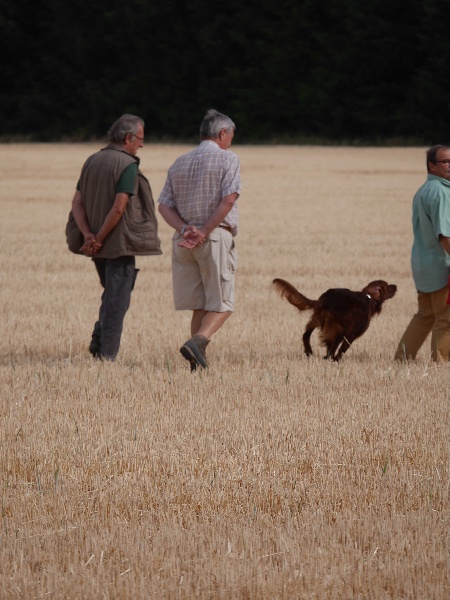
xmin=158 ymin=109 xmax=241 ymax=371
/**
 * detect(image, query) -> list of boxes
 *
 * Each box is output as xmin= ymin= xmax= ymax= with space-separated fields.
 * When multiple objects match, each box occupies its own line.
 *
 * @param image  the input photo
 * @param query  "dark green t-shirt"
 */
xmin=115 ymin=162 xmax=138 ymax=193
xmin=77 ymin=162 xmax=138 ymax=194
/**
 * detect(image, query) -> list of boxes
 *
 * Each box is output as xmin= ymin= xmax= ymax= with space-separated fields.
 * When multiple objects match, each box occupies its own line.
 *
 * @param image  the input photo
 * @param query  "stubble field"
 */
xmin=0 ymin=144 xmax=447 ymax=599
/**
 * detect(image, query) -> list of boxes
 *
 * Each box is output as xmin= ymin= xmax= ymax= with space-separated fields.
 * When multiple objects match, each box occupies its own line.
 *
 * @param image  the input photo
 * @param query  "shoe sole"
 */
xmin=180 ymin=340 xmax=208 ymax=369
xmin=179 ymin=346 xmax=198 ymax=372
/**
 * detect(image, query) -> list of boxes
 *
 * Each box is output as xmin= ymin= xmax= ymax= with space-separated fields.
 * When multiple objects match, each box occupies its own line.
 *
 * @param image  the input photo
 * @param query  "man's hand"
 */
xmin=178 ymin=225 xmax=207 ymax=249
xmin=80 ymin=234 xmax=103 ymax=256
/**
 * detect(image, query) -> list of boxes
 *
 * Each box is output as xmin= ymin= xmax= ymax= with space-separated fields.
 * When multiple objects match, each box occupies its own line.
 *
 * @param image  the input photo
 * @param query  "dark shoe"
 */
xmin=180 ymin=335 xmax=209 ymax=371
xmin=182 ymin=352 xmax=198 ymax=373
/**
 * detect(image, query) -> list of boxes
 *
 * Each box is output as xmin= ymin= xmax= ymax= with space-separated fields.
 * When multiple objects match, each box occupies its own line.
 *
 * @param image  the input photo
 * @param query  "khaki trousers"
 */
xmin=394 ymin=285 xmax=449 ymax=364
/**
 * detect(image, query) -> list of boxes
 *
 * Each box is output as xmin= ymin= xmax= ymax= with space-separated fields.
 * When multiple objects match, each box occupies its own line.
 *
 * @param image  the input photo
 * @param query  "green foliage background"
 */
xmin=1 ymin=0 xmax=448 ymax=143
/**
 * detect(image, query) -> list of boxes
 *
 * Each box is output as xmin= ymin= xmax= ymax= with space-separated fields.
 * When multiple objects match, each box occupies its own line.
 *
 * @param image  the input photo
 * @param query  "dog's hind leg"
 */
xmin=302 ymin=321 xmax=315 ymax=356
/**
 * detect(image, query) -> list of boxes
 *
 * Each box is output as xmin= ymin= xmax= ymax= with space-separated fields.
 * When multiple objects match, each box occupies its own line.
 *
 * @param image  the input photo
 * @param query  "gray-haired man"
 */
xmin=158 ymin=109 xmax=241 ymax=371
xmin=68 ymin=114 xmax=162 ymax=360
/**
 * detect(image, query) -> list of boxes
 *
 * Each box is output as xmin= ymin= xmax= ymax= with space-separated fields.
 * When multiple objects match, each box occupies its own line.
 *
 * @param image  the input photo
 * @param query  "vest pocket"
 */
xmin=126 ymin=221 xmax=159 ymax=252
xmin=65 ymin=211 xmax=84 ymax=254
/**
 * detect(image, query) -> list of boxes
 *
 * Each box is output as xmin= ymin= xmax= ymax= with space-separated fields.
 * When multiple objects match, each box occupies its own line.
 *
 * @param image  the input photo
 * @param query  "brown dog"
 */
xmin=273 ymin=278 xmax=397 ymax=361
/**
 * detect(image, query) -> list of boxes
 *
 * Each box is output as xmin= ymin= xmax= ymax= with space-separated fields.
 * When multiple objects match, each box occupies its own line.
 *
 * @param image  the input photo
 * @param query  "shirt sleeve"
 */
xmin=157 ymin=173 xmax=176 ymax=208
xmin=430 ymin=188 xmax=450 ymax=238
xmin=222 ymin=153 xmax=241 ymax=199
xmin=116 ymin=163 xmax=138 ymax=194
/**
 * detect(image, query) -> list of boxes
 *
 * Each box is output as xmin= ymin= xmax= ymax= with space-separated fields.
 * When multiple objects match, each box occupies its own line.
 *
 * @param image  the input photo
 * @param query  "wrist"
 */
xmin=180 ymin=224 xmax=188 ymax=235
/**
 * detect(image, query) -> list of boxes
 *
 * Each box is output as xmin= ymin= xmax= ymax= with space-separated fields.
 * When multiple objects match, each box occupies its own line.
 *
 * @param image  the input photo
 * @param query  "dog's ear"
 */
xmin=364 ymin=280 xmax=397 ymax=301
xmin=373 ymin=286 xmax=384 ymax=301
xmin=377 ymin=282 xmax=397 ymax=300
xmin=364 ymin=281 xmax=383 ymax=300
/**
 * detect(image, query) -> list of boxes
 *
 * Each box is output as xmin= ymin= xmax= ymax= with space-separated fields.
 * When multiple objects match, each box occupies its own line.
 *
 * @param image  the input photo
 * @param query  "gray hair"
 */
xmin=108 ymin=114 xmax=145 ymax=144
xmin=426 ymin=145 xmax=450 ymax=171
xmin=200 ymin=109 xmax=235 ymax=139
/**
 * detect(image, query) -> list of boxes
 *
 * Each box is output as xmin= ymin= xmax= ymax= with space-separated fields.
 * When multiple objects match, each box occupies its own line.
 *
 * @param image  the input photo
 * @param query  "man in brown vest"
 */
xmin=68 ymin=114 xmax=162 ymax=360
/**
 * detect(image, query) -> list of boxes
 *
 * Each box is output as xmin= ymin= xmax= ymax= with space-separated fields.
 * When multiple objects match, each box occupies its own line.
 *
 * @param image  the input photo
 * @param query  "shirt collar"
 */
xmin=103 ymin=143 xmax=140 ymax=166
xmin=200 ymin=139 xmax=220 ymax=148
xmin=427 ymin=174 xmax=450 ymax=187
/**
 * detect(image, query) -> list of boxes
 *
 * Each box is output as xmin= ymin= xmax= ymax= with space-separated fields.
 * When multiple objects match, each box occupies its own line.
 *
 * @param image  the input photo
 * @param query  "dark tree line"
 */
xmin=0 ymin=0 xmax=448 ymax=143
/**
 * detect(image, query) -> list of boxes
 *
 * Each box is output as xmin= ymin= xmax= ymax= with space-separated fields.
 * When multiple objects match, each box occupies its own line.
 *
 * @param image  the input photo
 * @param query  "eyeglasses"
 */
xmin=128 ymin=133 xmax=144 ymax=142
xmin=434 ymin=159 xmax=450 ymax=165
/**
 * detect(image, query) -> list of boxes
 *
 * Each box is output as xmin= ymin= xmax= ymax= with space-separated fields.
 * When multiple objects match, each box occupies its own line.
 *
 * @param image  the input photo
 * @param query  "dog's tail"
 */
xmin=272 ymin=278 xmax=317 ymax=312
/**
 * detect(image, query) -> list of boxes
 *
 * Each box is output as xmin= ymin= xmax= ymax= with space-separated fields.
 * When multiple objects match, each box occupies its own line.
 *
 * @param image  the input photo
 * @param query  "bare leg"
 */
xmin=191 ymin=310 xmax=231 ymax=339
xmin=181 ymin=310 xmax=232 ymax=371
xmin=191 ymin=309 xmax=207 ymax=336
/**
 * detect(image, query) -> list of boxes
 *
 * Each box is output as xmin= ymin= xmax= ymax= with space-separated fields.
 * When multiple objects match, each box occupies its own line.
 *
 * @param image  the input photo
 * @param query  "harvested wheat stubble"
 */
xmin=0 ymin=144 xmax=447 ymax=599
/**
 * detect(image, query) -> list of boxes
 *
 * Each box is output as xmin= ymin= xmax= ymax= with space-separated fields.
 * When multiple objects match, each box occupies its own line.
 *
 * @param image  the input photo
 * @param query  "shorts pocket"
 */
xmin=228 ymin=240 xmax=237 ymax=272
xmin=221 ymin=272 xmax=233 ymax=303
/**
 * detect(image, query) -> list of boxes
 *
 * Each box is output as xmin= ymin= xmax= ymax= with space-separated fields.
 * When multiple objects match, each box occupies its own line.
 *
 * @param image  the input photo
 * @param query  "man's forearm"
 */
xmin=158 ymin=204 xmax=185 ymax=232
xmin=71 ymin=190 xmax=92 ymax=238
xmin=96 ymin=192 xmax=130 ymax=243
xmin=200 ymin=193 xmax=238 ymax=236
xmin=439 ymin=235 xmax=450 ymax=256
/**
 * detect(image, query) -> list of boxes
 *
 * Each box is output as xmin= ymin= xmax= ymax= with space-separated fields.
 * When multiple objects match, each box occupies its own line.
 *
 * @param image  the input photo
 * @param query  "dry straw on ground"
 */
xmin=0 ymin=144 xmax=447 ymax=599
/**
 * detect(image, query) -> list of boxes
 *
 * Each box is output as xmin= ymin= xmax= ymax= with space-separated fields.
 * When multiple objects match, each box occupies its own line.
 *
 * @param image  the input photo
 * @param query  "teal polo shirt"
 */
xmin=411 ymin=174 xmax=450 ymax=292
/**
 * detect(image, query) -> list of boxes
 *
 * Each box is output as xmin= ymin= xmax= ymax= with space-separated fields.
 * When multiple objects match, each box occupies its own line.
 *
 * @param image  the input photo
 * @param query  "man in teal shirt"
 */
xmin=395 ymin=145 xmax=450 ymax=364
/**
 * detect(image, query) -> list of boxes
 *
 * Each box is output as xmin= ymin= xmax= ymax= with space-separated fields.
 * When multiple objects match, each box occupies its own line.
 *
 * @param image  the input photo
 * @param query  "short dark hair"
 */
xmin=108 ymin=114 xmax=144 ymax=144
xmin=426 ymin=145 xmax=450 ymax=171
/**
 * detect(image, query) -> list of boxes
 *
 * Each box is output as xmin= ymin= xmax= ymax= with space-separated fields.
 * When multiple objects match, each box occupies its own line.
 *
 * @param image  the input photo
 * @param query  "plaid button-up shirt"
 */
xmin=158 ymin=140 xmax=241 ymax=236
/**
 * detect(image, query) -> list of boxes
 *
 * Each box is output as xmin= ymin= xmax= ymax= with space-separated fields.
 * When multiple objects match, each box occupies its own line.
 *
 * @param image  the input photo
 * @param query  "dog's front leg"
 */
xmin=334 ymin=337 xmax=352 ymax=361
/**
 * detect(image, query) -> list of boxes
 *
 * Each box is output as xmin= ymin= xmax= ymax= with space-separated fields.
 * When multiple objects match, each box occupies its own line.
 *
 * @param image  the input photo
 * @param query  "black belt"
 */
xmin=219 ymin=225 xmax=232 ymax=234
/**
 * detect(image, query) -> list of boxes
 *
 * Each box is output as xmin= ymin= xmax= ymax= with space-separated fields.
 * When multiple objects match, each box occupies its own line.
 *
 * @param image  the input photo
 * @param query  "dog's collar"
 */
xmin=366 ymin=293 xmax=381 ymax=307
